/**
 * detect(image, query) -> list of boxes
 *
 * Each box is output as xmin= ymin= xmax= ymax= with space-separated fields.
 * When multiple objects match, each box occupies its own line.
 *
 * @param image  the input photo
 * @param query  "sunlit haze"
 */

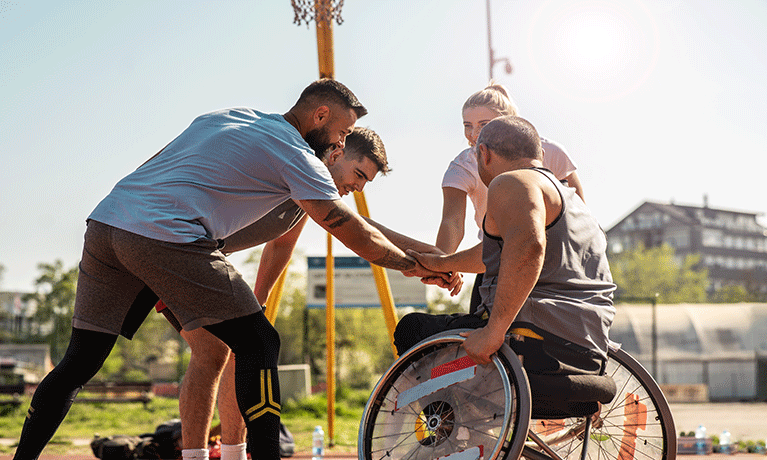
xmin=2 ymin=0 xmax=766 ymax=292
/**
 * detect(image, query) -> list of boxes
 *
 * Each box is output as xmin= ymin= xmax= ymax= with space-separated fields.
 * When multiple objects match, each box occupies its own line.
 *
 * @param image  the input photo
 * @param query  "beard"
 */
xmin=304 ymin=126 xmax=334 ymax=160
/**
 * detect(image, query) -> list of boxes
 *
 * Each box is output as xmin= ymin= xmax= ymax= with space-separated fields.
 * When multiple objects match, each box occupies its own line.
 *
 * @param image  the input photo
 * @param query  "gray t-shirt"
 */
xmin=89 ymin=108 xmax=339 ymax=243
xmin=222 ymin=199 xmax=305 ymax=253
xmin=478 ymin=168 xmax=616 ymax=357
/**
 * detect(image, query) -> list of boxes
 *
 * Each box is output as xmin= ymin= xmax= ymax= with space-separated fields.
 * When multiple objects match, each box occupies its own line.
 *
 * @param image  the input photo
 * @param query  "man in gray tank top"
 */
xmin=398 ymin=115 xmax=616 ymax=376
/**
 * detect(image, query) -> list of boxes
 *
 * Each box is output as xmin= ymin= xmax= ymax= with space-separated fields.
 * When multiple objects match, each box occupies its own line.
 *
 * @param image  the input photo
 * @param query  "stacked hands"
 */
xmin=405 ymin=248 xmax=503 ymax=365
xmin=401 ymin=249 xmax=463 ymax=297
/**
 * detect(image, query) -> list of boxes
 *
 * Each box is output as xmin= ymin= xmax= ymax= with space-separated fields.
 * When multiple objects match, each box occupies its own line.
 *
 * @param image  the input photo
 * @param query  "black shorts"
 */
xmin=393 ymin=312 xmax=603 ymax=376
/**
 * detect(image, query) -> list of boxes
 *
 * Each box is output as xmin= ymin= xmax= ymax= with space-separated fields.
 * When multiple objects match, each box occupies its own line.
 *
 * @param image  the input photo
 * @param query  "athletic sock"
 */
xmin=220 ymin=443 xmax=247 ymax=460
xmin=182 ymin=448 xmax=209 ymax=460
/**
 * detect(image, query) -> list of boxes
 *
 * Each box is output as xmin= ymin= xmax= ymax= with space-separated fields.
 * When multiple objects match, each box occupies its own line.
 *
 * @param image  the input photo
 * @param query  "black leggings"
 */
xmin=15 ymin=312 xmax=281 ymax=460
xmin=204 ymin=312 xmax=282 ymax=460
xmin=14 ymin=328 xmax=117 ymax=460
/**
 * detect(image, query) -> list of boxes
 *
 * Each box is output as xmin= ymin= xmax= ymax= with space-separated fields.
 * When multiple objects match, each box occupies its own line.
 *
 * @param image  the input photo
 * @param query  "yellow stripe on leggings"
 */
xmin=245 ymin=369 xmax=281 ymax=421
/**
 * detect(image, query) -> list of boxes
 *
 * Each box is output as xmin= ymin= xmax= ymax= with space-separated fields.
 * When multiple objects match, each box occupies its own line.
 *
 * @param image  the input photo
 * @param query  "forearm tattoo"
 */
xmin=372 ymin=250 xmax=416 ymax=271
xmin=322 ymin=205 xmax=414 ymax=270
xmin=322 ymin=206 xmax=353 ymax=229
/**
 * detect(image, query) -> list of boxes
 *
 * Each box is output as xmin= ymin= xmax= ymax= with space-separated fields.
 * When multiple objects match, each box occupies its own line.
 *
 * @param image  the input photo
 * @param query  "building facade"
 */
xmin=0 ymin=291 xmax=36 ymax=335
xmin=605 ymin=200 xmax=767 ymax=295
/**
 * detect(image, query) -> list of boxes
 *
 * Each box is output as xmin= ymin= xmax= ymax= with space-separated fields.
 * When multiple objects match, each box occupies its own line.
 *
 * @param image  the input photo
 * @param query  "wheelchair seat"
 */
xmin=527 ymin=373 xmax=616 ymax=419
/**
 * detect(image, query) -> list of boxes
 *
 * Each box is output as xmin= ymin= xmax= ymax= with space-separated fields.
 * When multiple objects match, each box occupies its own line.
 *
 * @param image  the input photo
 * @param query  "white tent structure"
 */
xmin=611 ymin=303 xmax=767 ymax=400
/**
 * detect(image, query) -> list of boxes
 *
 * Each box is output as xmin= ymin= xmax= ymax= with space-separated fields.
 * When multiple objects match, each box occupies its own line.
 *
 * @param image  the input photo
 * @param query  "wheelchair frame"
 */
xmin=359 ymin=330 xmax=676 ymax=460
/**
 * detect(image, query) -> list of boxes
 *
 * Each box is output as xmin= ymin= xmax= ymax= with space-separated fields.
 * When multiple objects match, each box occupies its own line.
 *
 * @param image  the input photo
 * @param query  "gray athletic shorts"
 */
xmin=73 ymin=220 xmax=261 ymax=338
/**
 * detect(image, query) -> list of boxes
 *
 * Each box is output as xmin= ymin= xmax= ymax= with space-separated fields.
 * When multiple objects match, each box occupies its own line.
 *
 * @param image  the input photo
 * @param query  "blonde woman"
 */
xmin=437 ymin=84 xmax=585 ymax=309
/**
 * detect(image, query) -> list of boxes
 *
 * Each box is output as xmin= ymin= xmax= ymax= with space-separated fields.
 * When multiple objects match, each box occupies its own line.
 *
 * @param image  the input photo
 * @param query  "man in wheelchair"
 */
xmin=398 ymin=115 xmax=617 ymax=400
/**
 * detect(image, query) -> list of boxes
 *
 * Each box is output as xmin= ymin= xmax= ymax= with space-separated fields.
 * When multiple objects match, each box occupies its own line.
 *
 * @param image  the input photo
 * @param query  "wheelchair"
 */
xmin=358 ymin=329 xmax=676 ymax=460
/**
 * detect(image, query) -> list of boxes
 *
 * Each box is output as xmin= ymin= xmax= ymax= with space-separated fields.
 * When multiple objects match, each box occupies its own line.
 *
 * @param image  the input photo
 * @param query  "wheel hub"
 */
xmin=416 ymin=400 xmax=455 ymax=446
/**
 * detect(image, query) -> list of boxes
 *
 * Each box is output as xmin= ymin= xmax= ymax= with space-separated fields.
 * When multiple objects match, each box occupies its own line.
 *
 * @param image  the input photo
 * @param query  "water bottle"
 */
xmin=694 ymin=424 xmax=707 ymax=455
xmin=720 ymin=430 xmax=732 ymax=455
xmin=312 ymin=425 xmax=324 ymax=460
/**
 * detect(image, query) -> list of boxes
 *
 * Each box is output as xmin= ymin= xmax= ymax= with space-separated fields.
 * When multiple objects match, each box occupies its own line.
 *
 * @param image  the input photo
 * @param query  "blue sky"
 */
xmin=2 ymin=0 xmax=766 ymax=292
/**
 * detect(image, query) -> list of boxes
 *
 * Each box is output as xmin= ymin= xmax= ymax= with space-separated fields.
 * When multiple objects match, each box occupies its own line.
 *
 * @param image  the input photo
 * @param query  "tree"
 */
xmin=95 ymin=312 xmax=183 ymax=382
xmin=25 ymin=260 xmax=79 ymax=362
xmin=609 ymin=244 xmax=708 ymax=303
xmin=710 ymin=284 xmax=751 ymax=303
xmin=428 ymin=281 xmax=473 ymax=315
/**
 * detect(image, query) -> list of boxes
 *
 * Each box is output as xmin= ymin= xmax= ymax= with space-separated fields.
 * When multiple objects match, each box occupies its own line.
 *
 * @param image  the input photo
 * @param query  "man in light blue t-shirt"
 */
xmin=14 ymin=80 xmax=457 ymax=460
xmin=171 ymin=126 xmax=458 ymax=460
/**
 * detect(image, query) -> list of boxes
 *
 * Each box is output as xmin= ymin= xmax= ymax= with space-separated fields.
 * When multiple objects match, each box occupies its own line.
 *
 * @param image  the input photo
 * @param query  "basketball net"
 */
xmin=291 ymin=0 xmax=344 ymax=27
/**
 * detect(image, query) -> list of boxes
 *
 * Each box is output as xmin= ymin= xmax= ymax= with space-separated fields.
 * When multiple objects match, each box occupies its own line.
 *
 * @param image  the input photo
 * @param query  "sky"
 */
xmin=1 ymin=0 xmax=766 ymax=293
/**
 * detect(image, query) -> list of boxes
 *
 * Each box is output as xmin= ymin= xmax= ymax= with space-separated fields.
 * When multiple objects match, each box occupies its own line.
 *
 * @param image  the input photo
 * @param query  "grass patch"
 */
xmin=281 ymin=388 xmax=369 ymax=453
xmin=0 ymin=388 xmax=373 ymax=456
xmin=0 ymin=395 xmax=183 ymax=455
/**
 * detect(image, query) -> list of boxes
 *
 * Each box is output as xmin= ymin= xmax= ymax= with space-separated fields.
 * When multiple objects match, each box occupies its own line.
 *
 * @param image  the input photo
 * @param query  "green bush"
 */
xmin=281 ymin=386 xmax=370 ymax=419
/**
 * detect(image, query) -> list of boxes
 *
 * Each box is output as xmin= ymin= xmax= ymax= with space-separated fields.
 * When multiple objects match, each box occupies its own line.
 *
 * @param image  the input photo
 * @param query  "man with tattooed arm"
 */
xmin=13 ymin=79 xmax=456 ymax=460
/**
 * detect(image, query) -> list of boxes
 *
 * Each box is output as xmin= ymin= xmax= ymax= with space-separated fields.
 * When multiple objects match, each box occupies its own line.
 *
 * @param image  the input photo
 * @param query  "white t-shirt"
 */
xmin=441 ymin=137 xmax=577 ymax=239
xmin=89 ymin=108 xmax=340 ymax=243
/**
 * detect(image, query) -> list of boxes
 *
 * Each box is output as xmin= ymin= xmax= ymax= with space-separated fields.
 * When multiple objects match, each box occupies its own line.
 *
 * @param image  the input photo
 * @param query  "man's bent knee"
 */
xmin=182 ymin=328 xmax=231 ymax=368
xmin=203 ymin=312 xmax=280 ymax=368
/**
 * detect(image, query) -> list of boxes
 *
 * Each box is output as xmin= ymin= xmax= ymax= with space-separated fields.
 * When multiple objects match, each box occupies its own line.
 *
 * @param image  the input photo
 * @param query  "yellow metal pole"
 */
xmin=353 ymin=191 xmax=399 ymax=357
xmin=263 ymin=267 xmax=288 ymax=325
xmin=314 ymin=0 xmax=336 ymax=443
xmin=325 ymin=232 xmax=336 ymax=444
xmin=316 ymin=15 xmax=334 ymax=78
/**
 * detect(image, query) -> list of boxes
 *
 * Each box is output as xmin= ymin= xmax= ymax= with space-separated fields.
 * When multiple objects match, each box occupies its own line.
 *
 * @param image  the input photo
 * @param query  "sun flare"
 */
xmin=527 ymin=0 xmax=659 ymax=102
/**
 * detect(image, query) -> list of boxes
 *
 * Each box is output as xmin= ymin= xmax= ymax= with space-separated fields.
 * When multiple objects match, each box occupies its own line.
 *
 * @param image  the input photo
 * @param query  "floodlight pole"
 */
xmin=486 ymin=0 xmax=512 ymax=81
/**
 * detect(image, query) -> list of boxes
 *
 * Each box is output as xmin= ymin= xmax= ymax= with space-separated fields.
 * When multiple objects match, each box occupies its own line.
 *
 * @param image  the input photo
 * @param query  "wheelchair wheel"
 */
xmin=528 ymin=346 xmax=676 ymax=460
xmin=359 ymin=329 xmax=531 ymax=460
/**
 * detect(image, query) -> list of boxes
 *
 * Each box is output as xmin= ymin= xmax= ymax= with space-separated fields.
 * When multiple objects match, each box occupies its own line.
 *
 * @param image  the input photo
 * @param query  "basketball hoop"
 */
xmin=291 ymin=0 xmax=344 ymax=27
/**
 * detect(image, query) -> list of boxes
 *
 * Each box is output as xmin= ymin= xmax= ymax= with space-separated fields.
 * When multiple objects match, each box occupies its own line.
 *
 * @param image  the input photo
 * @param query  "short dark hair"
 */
xmin=476 ymin=116 xmax=542 ymax=161
xmin=295 ymin=79 xmax=368 ymax=118
xmin=344 ymin=127 xmax=390 ymax=175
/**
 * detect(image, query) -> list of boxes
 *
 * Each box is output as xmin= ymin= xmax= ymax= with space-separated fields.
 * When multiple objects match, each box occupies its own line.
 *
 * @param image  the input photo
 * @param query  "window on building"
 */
xmin=664 ymin=228 xmax=690 ymax=249
xmin=735 ymin=237 xmax=745 ymax=250
xmin=702 ymin=229 xmax=723 ymax=247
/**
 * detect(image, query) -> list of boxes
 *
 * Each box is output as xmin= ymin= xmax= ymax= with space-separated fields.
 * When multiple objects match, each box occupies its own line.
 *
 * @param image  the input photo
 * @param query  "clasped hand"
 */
xmin=401 ymin=250 xmax=462 ymax=296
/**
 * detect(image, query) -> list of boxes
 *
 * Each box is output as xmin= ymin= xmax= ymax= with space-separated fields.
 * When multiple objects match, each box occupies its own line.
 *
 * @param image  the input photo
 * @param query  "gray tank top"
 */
xmin=477 ymin=168 xmax=616 ymax=357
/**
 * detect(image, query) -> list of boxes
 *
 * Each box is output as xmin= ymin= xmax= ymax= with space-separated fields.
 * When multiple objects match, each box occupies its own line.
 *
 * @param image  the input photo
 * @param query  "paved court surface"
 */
xmin=0 ymin=449 xmax=765 ymax=459
xmin=2 ymin=402 xmax=765 ymax=460
xmin=669 ymin=402 xmax=767 ymax=442
xmin=1 ymin=452 xmax=765 ymax=459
